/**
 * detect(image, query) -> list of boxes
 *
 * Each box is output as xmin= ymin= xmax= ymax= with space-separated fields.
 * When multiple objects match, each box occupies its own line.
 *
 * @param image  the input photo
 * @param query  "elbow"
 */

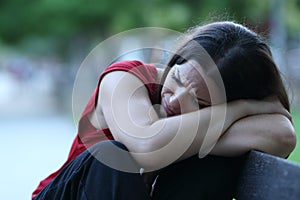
xmin=125 ymin=138 xmax=166 ymax=171
xmin=129 ymin=138 xmax=179 ymax=171
xmin=130 ymin=151 xmax=166 ymax=172
xmin=274 ymin=122 xmax=297 ymax=158
xmin=280 ymin=127 xmax=296 ymax=154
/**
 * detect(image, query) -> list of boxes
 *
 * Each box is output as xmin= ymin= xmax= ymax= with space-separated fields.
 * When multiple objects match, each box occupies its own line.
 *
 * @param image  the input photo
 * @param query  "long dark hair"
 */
xmin=158 ymin=21 xmax=290 ymax=111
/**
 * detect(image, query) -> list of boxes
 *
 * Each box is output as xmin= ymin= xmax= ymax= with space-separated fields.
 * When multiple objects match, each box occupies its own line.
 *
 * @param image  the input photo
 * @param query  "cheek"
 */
xmin=197 ymin=85 xmax=210 ymax=100
xmin=161 ymin=85 xmax=170 ymax=98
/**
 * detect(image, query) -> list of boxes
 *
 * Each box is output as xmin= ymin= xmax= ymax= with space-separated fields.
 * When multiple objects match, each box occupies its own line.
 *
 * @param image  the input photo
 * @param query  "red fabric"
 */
xmin=32 ymin=60 xmax=158 ymax=199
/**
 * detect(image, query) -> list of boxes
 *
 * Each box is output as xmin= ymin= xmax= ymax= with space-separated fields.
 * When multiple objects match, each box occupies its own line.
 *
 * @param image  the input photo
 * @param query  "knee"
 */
xmin=88 ymin=140 xmax=128 ymax=155
xmin=87 ymin=140 xmax=140 ymax=173
xmin=109 ymin=140 xmax=128 ymax=151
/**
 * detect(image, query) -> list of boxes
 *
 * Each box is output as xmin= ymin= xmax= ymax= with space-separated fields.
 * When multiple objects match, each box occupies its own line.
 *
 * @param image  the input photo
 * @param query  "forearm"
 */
xmin=119 ymin=102 xmax=290 ymax=170
xmin=210 ymin=114 xmax=296 ymax=158
xmin=130 ymin=101 xmax=257 ymax=170
xmin=145 ymin=100 xmax=285 ymax=160
xmin=158 ymin=102 xmax=246 ymax=160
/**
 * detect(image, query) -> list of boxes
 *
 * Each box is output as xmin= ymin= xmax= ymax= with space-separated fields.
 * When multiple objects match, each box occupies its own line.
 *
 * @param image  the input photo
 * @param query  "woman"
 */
xmin=33 ymin=21 xmax=296 ymax=199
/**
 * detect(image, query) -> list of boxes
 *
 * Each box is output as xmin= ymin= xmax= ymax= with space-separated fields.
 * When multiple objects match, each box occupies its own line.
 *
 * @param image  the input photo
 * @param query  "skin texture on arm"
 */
xmin=97 ymin=70 xmax=290 ymax=171
xmin=210 ymin=114 xmax=296 ymax=158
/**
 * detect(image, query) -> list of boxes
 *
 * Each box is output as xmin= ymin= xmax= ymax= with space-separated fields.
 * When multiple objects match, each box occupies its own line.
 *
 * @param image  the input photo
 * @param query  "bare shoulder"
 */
xmin=99 ymin=70 xmax=148 ymax=95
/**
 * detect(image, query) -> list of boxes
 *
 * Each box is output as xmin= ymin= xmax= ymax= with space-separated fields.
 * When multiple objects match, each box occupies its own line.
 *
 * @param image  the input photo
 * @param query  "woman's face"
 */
xmin=161 ymin=59 xmax=216 ymax=116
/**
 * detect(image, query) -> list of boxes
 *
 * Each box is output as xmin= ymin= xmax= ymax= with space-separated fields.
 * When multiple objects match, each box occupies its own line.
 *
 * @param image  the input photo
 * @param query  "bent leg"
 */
xmin=34 ymin=140 xmax=150 ymax=200
xmin=152 ymin=155 xmax=244 ymax=200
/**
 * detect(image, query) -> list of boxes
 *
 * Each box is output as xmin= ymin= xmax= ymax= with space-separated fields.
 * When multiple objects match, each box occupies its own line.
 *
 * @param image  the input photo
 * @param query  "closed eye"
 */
xmin=189 ymin=92 xmax=210 ymax=108
xmin=189 ymin=88 xmax=211 ymax=108
xmin=197 ymin=97 xmax=211 ymax=106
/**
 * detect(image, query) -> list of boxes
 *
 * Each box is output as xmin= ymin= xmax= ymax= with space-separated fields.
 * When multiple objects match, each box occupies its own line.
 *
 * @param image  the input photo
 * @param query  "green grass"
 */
xmin=288 ymin=108 xmax=300 ymax=163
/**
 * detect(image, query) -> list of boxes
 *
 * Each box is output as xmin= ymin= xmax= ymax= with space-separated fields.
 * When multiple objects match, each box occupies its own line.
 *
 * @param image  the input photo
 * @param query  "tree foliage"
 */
xmin=0 ymin=0 xmax=299 ymax=52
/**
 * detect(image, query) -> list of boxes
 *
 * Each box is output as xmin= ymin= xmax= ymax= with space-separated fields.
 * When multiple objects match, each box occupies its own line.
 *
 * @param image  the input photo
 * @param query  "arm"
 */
xmin=97 ymin=71 xmax=289 ymax=170
xmin=210 ymin=114 xmax=296 ymax=158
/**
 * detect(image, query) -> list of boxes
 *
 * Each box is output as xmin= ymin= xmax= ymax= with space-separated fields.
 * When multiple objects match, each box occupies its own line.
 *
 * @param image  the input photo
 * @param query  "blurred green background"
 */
xmin=0 ymin=0 xmax=299 ymax=199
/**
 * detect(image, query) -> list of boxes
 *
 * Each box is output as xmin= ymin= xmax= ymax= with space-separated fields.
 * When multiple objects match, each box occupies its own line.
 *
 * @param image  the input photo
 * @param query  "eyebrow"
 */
xmin=172 ymin=67 xmax=184 ymax=86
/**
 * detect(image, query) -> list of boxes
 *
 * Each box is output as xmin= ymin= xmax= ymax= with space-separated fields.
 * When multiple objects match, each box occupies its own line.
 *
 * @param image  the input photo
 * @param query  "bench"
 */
xmin=149 ymin=150 xmax=300 ymax=199
xmin=235 ymin=150 xmax=300 ymax=200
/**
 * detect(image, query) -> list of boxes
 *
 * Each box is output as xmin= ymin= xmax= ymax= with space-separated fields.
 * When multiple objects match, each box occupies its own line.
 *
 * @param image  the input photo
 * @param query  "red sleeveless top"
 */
xmin=32 ymin=60 xmax=158 ymax=198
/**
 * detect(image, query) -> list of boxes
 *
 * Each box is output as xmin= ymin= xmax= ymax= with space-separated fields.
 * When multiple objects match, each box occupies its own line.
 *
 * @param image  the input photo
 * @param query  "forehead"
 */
xmin=178 ymin=60 xmax=206 ymax=86
xmin=174 ymin=59 xmax=225 ymax=104
xmin=177 ymin=60 xmax=210 ymax=97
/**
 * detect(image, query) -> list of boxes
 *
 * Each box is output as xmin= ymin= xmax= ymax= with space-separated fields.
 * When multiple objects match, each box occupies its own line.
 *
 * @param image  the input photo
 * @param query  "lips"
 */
xmin=162 ymin=97 xmax=176 ymax=116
